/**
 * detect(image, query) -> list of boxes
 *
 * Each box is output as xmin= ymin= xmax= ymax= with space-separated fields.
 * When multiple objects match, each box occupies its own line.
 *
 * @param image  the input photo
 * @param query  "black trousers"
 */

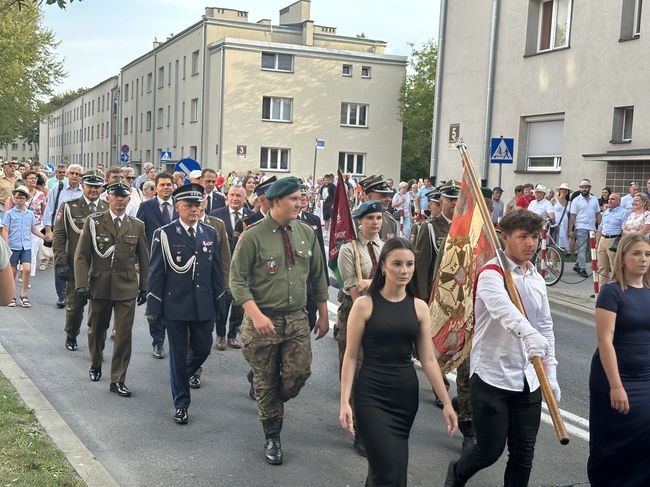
xmin=215 ymin=293 xmax=243 ymax=339
xmin=455 ymin=374 xmax=541 ymax=487
xmin=165 ymin=319 xmax=213 ymax=409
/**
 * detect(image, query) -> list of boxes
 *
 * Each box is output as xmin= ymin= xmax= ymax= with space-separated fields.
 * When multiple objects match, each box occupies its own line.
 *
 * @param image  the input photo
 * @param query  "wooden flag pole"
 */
xmin=455 ymin=140 xmax=569 ymax=445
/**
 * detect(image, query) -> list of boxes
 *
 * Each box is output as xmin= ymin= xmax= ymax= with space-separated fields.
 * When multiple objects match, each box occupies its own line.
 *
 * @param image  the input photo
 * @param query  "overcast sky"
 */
xmin=43 ymin=0 xmax=439 ymax=94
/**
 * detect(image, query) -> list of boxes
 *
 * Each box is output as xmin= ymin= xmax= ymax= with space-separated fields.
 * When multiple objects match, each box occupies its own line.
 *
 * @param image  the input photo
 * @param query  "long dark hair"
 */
xmin=367 ymin=238 xmax=417 ymax=297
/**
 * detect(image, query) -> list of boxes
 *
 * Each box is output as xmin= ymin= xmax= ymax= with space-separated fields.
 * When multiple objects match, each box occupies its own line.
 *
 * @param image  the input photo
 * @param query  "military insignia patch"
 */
xmin=266 ymin=259 xmax=277 ymax=274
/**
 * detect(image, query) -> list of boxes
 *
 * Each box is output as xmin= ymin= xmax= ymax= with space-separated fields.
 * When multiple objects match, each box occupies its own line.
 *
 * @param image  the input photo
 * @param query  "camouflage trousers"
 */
xmin=333 ymin=294 xmax=363 ymax=419
xmin=456 ymin=356 xmax=472 ymax=422
xmin=241 ymin=308 xmax=312 ymax=421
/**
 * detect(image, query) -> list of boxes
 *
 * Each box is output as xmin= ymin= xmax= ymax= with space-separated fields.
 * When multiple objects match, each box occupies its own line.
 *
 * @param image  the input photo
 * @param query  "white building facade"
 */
xmin=1 ymin=137 xmax=38 ymax=162
xmin=432 ymin=0 xmax=648 ymax=194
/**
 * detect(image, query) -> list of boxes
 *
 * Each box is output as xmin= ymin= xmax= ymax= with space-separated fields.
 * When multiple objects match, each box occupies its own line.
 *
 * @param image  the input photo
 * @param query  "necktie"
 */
xmin=233 ymin=211 xmax=241 ymax=228
xmin=206 ymin=195 xmax=212 ymax=213
xmin=281 ymin=226 xmax=295 ymax=265
xmin=114 ymin=217 xmax=121 ymax=232
xmin=88 ymin=202 xmax=96 ymax=213
xmin=367 ymin=241 xmax=378 ymax=275
xmin=161 ymin=202 xmax=170 ymax=224
xmin=188 ymin=226 xmax=195 ymax=243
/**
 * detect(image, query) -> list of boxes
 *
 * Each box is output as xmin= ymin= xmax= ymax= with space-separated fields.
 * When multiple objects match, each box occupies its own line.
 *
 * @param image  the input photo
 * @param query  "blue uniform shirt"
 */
xmin=2 ymin=207 xmax=36 ymax=250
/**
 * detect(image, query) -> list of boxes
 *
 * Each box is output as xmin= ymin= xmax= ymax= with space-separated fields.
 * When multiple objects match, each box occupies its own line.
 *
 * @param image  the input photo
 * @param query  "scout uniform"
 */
xmin=52 ymin=170 xmax=108 ymax=351
xmin=230 ymin=176 xmax=328 ymax=465
xmin=357 ymin=175 xmax=398 ymax=241
xmin=146 ymin=184 xmax=225 ymax=424
xmin=74 ymin=180 xmax=149 ymax=397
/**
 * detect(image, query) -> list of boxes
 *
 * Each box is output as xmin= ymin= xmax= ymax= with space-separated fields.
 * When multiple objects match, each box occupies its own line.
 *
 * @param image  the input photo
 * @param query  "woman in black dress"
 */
xmin=588 ymin=232 xmax=650 ymax=486
xmin=340 ymin=238 xmax=457 ymax=486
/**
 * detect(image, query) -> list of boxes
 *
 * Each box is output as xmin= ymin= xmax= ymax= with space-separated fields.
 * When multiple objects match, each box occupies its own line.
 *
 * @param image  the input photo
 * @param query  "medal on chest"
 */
xmin=266 ymin=259 xmax=277 ymax=274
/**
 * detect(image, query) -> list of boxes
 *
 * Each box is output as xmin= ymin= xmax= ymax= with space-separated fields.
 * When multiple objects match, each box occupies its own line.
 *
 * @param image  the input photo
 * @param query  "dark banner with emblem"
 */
xmin=328 ymin=170 xmax=356 ymax=287
xmin=429 ymin=175 xmax=497 ymax=372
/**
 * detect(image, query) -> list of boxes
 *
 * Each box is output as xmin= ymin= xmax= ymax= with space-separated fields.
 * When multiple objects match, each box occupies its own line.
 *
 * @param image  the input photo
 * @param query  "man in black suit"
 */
xmin=201 ymin=168 xmax=226 ymax=214
xmin=298 ymin=184 xmax=328 ymax=330
xmin=210 ymin=185 xmax=251 ymax=349
xmin=136 ymin=172 xmax=178 ymax=358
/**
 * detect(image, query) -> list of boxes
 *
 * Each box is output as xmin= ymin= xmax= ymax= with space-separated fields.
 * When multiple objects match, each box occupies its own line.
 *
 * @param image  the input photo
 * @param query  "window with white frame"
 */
xmin=611 ymin=106 xmax=634 ymax=143
xmin=158 ymin=66 xmax=164 ymax=88
xmin=338 ymin=152 xmax=365 ymax=175
xmin=260 ymin=147 xmax=290 ymax=171
xmin=634 ymin=0 xmax=643 ymax=35
xmin=146 ymin=72 xmax=152 ymax=92
xmin=361 ymin=66 xmax=372 ymax=78
xmin=262 ymin=97 xmax=293 ymax=122
xmin=191 ymin=50 xmax=200 ymax=75
xmin=340 ymin=103 xmax=368 ymax=127
xmin=146 ymin=111 xmax=152 ymax=131
xmin=261 ymin=52 xmax=293 ymax=72
xmin=342 ymin=64 xmax=352 ymax=76
xmin=537 ymin=0 xmax=572 ymax=51
xmin=525 ymin=117 xmax=564 ymax=171
xmin=123 ymin=83 xmax=129 ymax=101
xmin=190 ymin=98 xmax=199 ymax=122
xmin=157 ymin=108 xmax=163 ymax=128
xmin=621 ymin=0 xmax=643 ymax=40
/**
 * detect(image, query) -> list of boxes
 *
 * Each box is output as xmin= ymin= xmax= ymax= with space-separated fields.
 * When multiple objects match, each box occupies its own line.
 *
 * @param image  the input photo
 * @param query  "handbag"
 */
xmin=609 ymin=235 xmax=621 ymax=252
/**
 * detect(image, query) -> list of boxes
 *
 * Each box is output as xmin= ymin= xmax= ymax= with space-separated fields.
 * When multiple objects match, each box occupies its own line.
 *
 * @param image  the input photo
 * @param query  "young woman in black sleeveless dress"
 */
xmin=340 ymin=238 xmax=458 ymax=486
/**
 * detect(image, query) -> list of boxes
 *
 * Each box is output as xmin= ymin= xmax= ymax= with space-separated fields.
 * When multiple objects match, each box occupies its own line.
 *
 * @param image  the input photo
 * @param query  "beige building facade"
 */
xmin=117 ymin=1 xmax=407 ymax=180
xmin=39 ymin=76 xmax=119 ymax=169
xmin=432 ymin=0 xmax=648 ymax=194
xmin=1 ymin=137 xmax=38 ymax=162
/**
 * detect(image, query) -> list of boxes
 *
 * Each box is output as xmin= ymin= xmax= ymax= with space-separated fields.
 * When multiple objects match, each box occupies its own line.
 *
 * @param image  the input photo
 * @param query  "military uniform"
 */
xmin=146 ymin=185 xmax=224 ymax=422
xmin=52 ymin=177 xmax=108 ymax=348
xmin=230 ymin=177 xmax=328 ymax=464
xmin=413 ymin=214 xmax=450 ymax=302
xmin=74 ymin=185 xmax=149 ymax=391
xmin=357 ymin=175 xmax=398 ymax=241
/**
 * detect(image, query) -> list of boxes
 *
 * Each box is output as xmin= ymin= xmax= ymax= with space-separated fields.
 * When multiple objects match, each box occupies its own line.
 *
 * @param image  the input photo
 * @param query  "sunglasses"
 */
xmin=125 ymin=176 xmax=136 ymax=180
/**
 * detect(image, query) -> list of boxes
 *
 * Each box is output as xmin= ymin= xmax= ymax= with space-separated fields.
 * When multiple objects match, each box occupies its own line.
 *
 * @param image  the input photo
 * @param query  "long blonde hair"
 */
xmin=611 ymin=233 xmax=650 ymax=290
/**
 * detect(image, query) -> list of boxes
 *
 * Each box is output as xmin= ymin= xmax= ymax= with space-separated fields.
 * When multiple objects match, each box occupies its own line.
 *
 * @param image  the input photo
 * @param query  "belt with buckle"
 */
xmin=602 ymin=234 xmax=620 ymax=238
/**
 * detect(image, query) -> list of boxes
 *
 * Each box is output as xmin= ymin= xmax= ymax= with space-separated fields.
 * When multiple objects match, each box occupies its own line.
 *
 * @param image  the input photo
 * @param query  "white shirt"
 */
xmin=178 ymin=219 xmax=197 ymax=236
xmin=108 ymin=210 xmax=125 ymax=226
xmin=527 ymin=198 xmax=555 ymax=221
xmin=229 ymin=206 xmax=242 ymax=229
xmin=569 ymin=194 xmax=601 ymax=230
xmin=157 ymin=196 xmax=173 ymax=221
xmin=620 ymin=193 xmax=635 ymax=210
xmin=471 ymin=256 xmax=556 ymax=392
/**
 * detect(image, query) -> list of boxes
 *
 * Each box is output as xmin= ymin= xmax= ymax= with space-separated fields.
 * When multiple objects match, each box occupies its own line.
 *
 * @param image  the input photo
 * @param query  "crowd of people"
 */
xmin=1 ymin=159 xmax=649 ymax=486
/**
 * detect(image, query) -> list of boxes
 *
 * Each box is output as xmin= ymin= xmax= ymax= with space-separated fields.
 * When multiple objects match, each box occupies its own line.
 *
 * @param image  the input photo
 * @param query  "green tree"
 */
xmin=0 ymin=1 xmax=65 ymax=146
xmin=399 ymin=40 xmax=437 ymax=182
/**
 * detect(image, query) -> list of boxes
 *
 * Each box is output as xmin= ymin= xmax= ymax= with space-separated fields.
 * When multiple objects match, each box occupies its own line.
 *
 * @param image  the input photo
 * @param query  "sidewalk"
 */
xmin=546 ymin=266 xmax=598 ymax=321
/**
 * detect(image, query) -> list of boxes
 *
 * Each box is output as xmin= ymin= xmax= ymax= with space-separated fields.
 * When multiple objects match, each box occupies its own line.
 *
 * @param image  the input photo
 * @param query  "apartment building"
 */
xmin=1 ymin=137 xmax=38 ymax=162
xmin=432 ymin=0 xmax=648 ymax=194
xmin=117 ymin=1 xmax=406 ymax=180
xmin=39 ymin=76 xmax=119 ymax=169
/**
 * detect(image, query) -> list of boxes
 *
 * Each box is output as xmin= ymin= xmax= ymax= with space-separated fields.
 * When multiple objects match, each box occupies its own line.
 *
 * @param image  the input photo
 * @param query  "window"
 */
xmin=183 ymin=56 xmax=186 ymax=79
xmin=262 ymin=97 xmax=293 ymax=122
xmin=189 ymin=146 xmax=197 ymax=159
xmin=158 ymin=66 xmax=164 ymax=88
xmin=361 ymin=66 xmax=371 ymax=78
xmin=157 ymin=108 xmax=163 ymax=128
xmin=168 ymin=62 xmax=171 ymax=85
xmin=261 ymin=52 xmax=293 ymax=72
xmin=342 ymin=64 xmax=352 ymax=76
xmin=140 ymin=113 xmax=143 ymax=133
xmin=260 ymin=147 xmax=290 ymax=171
xmin=167 ymin=105 xmax=170 ymax=127
xmin=181 ymin=101 xmax=185 ymax=124
xmin=612 ymin=106 xmax=634 ymax=142
xmin=146 ymin=72 xmax=152 ymax=92
xmin=190 ymin=98 xmax=199 ymax=122
xmin=338 ymin=152 xmax=365 ymax=175
xmin=129 ymin=116 xmax=133 ymax=134
xmin=191 ymin=50 xmax=200 ymax=75
xmin=340 ymin=103 xmax=368 ymax=127
xmin=524 ymin=116 xmax=564 ymax=171
xmin=11 ymin=143 xmax=18 ymax=150
xmin=537 ymin=0 xmax=572 ymax=51
xmin=621 ymin=0 xmax=643 ymax=40
xmin=123 ymin=117 xmax=129 ymax=135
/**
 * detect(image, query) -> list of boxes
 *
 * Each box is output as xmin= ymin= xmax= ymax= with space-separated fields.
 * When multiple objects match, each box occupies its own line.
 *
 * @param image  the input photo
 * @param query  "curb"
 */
xmin=0 ymin=342 xmax=119 ymax=487
xmin=548 ymin=296 xmax=595 ymax=321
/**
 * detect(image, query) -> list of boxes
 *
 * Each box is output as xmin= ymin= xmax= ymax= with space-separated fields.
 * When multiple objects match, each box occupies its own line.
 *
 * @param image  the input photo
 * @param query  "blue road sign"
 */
xmin=173 ymin=157 xmax=201 ymax=177
xmin=490 ymin=137 xmax=514 ymax=164
xmin=160 ymin=151 xmax=172 ymax=163
xmin=121 ymin=144 xmax=130 ymax=154
xmin=120 ymin=153 xmax=130 ymax=164
xmin=45 ymin=163 xmax=56 ymax=174
xmin=315 ymin=138 xmax=326 ymax=150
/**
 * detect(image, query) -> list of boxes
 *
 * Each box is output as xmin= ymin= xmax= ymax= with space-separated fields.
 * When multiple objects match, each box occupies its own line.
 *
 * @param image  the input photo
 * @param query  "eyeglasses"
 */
xmin=125 ymin=176 xmax=136 ymax=180
xmin=68 ymin=172 xmax=81 ymax=176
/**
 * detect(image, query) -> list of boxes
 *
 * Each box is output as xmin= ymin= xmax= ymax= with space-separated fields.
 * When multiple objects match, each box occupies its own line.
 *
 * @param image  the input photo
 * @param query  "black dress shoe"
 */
xmin=152 ymin=344 xmax=164 ymax=359
xmin=65 ymin=336 xmax=78 ymax=351
xmin=174 ymin=408 xmax=188 ymax=424
xmin=109 ymin=382 xmax=132 ymax=397
xmin=444 ymin=460 xmax=466 ymax=487
xmin=56 ymin=300 xmax=65 ymax=309
xmin=89 ymin=367 xmax=101 ymax=382
xmin=578 ymin=269 xmax=589 ymax=278
xmin=188 ymin=374 xmax=201 ymax=389
xmin=264 ymin=438 xmax=283 ymax=465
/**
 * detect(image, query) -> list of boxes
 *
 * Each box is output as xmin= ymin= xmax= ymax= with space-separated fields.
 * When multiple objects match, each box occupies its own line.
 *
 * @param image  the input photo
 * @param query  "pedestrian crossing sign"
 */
xmin=160 ymin=151 xmax=172 ymax=162
xmin=490 ymin=137 xmax=514 ymax=164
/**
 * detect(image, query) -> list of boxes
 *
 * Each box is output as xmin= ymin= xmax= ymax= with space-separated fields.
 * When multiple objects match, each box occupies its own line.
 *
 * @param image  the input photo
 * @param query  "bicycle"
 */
xmin=533 ymin=222 xmax=564 ymax=286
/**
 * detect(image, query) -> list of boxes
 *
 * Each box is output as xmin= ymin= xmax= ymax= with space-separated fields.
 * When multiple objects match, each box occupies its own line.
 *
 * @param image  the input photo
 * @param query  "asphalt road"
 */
xmin=0 ymin=269 xmax=593 ymax=486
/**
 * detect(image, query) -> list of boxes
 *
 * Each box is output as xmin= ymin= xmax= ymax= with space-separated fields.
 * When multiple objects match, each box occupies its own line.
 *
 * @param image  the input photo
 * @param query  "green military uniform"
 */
xmin=230 ymin=213 xmax=328 ymax=421
xmin=413 ymin=214 xmax=450 ymax=302
xmin=53 ymin=194 xmax=108 ymax=340
xmin=203 ymin=214 xmax=231 ymax=290
xmin=74 ymin=207 xmax=149 ymax=384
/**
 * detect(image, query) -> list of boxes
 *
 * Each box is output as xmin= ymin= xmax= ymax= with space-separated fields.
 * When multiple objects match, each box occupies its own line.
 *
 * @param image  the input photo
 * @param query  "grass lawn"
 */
xmin=0 ymin=372 xmax=84 ymax=486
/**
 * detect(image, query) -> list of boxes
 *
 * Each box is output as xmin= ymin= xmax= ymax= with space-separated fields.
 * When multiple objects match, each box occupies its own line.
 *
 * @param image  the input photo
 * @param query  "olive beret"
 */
xmin=265 ymin=176 xmax=301 ymax=199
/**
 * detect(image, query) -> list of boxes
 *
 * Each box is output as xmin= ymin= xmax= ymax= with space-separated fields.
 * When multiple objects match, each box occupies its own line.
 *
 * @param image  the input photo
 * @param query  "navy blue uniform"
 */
xmin=146 ymin=220 xmax=224 ymax=409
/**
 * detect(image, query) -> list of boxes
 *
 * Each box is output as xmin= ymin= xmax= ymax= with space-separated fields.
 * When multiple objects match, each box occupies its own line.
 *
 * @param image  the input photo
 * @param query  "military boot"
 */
xmin=458 ymin=420 xmax=475 ymax=450
xmin=262 ymin=417 xmax=283 ymax=465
